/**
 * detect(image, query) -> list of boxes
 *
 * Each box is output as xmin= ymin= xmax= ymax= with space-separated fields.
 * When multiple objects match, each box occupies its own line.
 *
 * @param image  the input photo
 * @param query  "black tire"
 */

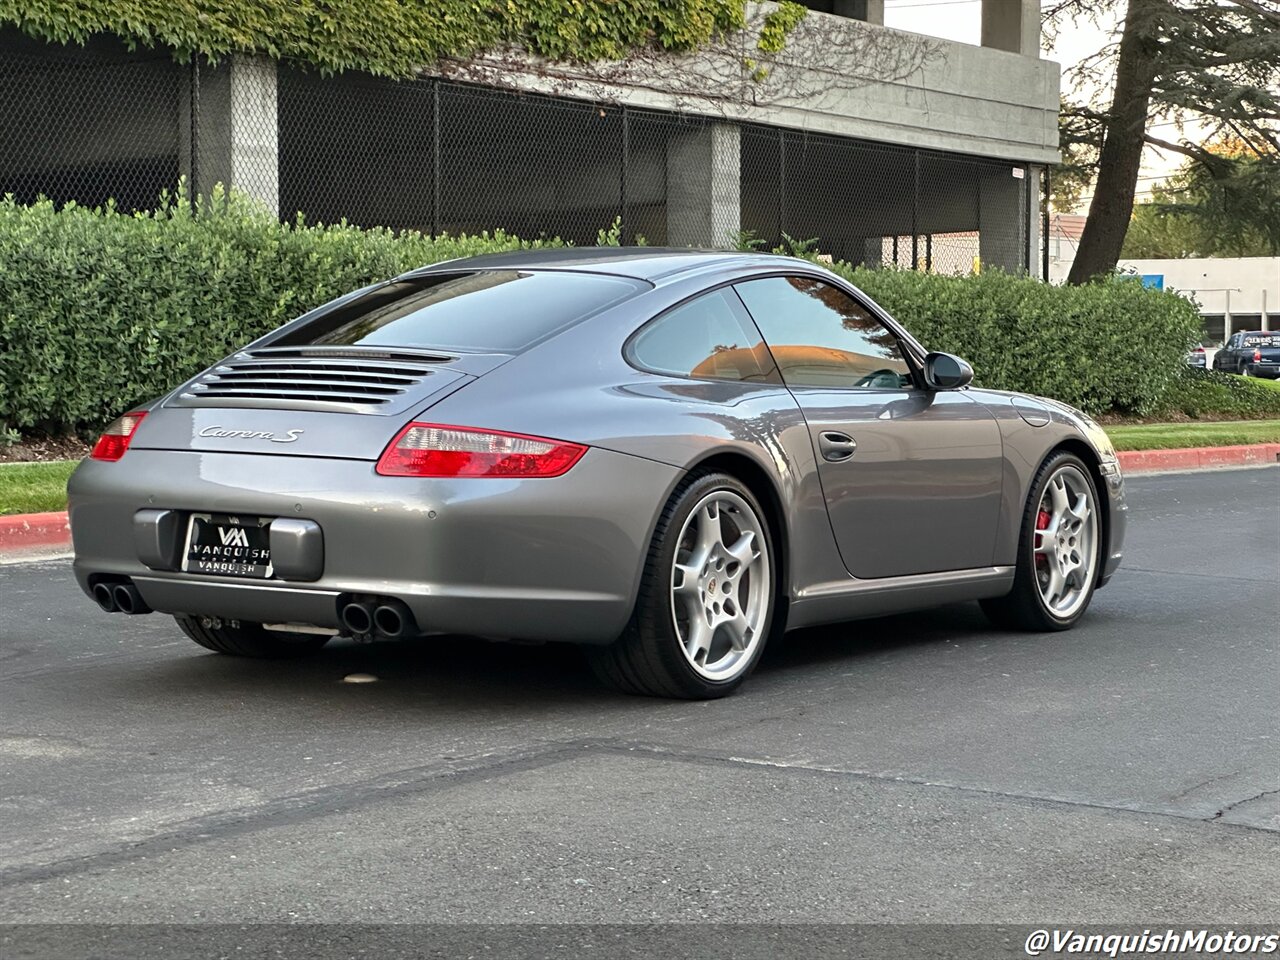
xmin=175 ymin=615 xmax=331 ymax=658
xmin=1240 ymin=363 xmax=1253 ymax=377
xmin=587 ymin=471 xmax=777 ymax=699
xmin=981 ymin=451 xmax=1101 ymax=632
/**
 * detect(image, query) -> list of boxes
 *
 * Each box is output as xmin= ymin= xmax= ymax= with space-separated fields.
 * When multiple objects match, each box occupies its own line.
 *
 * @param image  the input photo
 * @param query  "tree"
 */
xmin=1044 ymin=0 xmax=1280 ymax=283
xmin=1052 ymin=98 xmax=1105 ymax=212
xmin=1122 ymin=139 xmax=1280 ymax=257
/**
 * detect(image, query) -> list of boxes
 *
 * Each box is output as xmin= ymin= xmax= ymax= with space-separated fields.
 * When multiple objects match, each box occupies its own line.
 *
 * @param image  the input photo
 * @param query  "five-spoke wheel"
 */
xmin=670 ymin=491 xmax=771 ymax=682
xmin=982 ymin=451 xmax=1102 ymax=631
xmin=588 ymin=472 xmax=776 ymax=698
xmin=1031 ymin=465 xmax=1098 ymax=620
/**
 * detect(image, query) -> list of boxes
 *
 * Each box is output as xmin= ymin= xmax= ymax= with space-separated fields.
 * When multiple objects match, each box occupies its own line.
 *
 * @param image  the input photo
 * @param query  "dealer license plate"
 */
xmin=183 ymin=513 xmax=274 ymax=579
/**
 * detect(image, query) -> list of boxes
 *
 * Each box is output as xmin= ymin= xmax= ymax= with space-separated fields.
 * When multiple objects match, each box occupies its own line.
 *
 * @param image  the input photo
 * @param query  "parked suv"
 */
xmin=1213 ymin=331 xmax=1280 ymax=379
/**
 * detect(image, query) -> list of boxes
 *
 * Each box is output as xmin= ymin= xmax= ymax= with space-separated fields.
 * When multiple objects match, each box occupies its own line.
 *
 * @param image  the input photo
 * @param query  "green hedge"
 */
xmin=1156 ymin=367 xmax=1280 ymax=419
xmin=834 ymin=264 xmax=1204 ymax=417
xmin=0 ymin=193 xmax=1212 ymax=438
xmin=0 ymin=192 xmax=559 ymax=436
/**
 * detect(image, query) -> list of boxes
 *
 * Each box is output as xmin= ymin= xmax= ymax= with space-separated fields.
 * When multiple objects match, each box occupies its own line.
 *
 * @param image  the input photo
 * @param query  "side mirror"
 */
xmin=923 ymin=352 xmax=973 ymax=390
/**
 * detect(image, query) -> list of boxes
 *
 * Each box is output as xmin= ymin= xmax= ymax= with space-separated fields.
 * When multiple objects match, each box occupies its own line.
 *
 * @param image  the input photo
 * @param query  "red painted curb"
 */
xmin=0 ymin=510 xmax=70 ymax=554
xmin=0 ymin=444 xmax=1277 ymax=556
xmin=1117 ymin=443 xmax=1280 ymax=474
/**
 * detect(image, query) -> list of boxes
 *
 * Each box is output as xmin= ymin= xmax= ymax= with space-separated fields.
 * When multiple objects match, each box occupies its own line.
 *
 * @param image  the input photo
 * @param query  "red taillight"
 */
xmin=376 ymin=423 xmax=587 ymax=478
xmin=1194 ymin=346 xmax=1205 ymax=353
xmin=1254 ymin=349 xmax=1262 ymax=362
xmin=90 ymin=411 xmax=147 ymax=462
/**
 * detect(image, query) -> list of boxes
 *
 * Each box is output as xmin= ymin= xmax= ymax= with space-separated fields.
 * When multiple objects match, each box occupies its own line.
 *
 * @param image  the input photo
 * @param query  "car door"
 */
xmin=1218 ymin=334 xmax=1239 ymax=370
xmin=734 ymin=275 xmax=1004 ymax=580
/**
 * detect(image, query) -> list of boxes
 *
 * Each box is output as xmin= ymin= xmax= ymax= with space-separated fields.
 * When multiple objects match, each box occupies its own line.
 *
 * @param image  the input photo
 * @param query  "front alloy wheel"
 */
xmin=588 ymin=472 xmax=776 ymax=698
xmin=982 ymin=452 xmax=1101 ymax=631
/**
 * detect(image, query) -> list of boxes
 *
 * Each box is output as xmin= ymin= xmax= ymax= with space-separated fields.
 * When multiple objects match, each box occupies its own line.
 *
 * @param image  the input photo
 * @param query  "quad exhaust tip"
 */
xmin=92 ymin=582 xmax=117 ymax=613
xmin=92 ymin=579 xmax=151 ymax=615
xmin=112 ymin=582 xmax=151 ymax=615
xmin=340 ymin=597 xmax=419 ymax=640
xmin=373 ymin=599 xmax=414 ymax=639
xmin=340 ymin=601 xmax=374 ymax=637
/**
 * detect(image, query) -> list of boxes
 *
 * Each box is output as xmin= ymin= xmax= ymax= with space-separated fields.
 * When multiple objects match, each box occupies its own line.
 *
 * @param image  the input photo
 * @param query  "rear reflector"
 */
xmin=376 ymin=423 xmax=587 ymax=478
xmin=90 ymin=411 xmax=148 ymax=462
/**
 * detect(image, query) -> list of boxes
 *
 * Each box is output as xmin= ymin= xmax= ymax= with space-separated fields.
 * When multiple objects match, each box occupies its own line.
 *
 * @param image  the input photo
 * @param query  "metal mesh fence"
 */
xmin=0 ymin=30 xmax=182 ymax=211
xmin=2 ymin=29 xmax=1037 ymax=275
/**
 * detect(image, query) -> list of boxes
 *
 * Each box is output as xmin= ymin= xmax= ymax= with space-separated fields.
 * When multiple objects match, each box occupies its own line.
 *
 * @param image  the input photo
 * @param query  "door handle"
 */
xmin=818 ymin=431 xmax=857 ymax=462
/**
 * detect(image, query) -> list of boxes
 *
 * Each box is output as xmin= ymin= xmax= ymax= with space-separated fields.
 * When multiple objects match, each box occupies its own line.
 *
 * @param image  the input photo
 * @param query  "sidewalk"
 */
xmin=2 ymin=443 xmax=1277 ymax=558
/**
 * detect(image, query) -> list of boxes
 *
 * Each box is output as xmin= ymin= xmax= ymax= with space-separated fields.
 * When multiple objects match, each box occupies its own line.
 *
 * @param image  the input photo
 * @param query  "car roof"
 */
xmin=400 ymin=247 xmax=818 ymax=284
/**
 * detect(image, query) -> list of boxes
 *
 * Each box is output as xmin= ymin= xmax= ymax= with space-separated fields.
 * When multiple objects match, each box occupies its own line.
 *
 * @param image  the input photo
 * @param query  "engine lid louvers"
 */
xmin=176 ymin=348 xmax=455 ymax=415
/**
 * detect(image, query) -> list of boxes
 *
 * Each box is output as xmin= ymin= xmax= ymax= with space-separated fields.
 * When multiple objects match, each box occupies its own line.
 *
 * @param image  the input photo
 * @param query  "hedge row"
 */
xmin=834 ymin=263 xmax=1204 ymax=417
xmin=1 ymin=192 xmax=1207 ymax=437
xmin=0 ymin=192 xmax=558 ymax=436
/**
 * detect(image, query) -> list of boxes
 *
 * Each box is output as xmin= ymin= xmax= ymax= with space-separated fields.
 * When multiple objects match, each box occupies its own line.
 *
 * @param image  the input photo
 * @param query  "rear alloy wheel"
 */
xmin=981 ymin=452 xmax=1100 ymax=631
xmin=1240 ymin=363 xmax=1253 ymax=377
xmin=588 ymin=472 xmax=776 ymax=699
xmin=175 ymin=615 xmax=331 ymax=658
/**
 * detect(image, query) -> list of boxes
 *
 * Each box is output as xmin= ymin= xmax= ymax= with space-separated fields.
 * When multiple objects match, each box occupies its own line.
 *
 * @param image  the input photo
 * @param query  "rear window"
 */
xmin=1242 ymin=334 xmax=1280 ymax=348
xmin=279 ymin=270 xmax=645 ymax=353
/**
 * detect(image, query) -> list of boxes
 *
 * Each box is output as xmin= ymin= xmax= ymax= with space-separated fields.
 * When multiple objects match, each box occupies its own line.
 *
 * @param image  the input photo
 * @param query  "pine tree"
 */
xmin=1045 ymin=0 xmax=1280 ymax=283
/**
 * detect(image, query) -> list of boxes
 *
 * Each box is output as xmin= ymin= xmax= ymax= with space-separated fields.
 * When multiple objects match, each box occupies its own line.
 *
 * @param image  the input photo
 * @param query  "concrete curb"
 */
xmin=1116 ymin=442 xmax=1280 ymax=474
xmin=0 ymin=510 xmax=71 ymax=557
xmin=0 ymin=443 xmax=1277 ymax=556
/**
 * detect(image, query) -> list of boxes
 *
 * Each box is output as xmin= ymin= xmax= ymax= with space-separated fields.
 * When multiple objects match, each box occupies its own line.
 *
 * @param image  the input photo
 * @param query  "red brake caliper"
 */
xmin=1034 ymin=509 xmax=1052 ymax=570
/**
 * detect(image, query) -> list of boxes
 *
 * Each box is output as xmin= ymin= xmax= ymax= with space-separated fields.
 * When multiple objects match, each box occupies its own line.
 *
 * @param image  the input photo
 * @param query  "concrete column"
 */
xmin=863 ymin=237 xmax=885 ymax=268
xmin=666 ymin=123 xmax=740 ymax=248
xmin=833 ymin=0 xmax=884 ymax=23
xmin=181 ymin=55 xmax=278 ymax=214
xmin=981 ymin=0 xmax=1040 ymax=56
xmin=978 ymin=165 xmax=1027 ymax=274
xmin=1028 ymin=163 xmax=1045 ymax=280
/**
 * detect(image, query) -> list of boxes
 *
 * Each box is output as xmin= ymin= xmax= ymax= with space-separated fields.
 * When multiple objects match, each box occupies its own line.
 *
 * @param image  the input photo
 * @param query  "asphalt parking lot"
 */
xmin=1 ymin=468 xmax=1276 ymax=939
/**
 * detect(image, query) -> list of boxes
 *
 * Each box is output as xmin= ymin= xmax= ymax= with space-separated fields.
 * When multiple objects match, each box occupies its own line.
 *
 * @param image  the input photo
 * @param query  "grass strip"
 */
xmin=1106 ymin=419 xmax=1280 ymax=452
xmin=0 ymin=461 xmax=77 ymax=516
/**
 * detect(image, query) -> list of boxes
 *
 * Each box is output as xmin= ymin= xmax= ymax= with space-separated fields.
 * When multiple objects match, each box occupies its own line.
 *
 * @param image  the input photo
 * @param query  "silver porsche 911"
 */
xmin=69 ymin=249 xmax=1126 ymax=698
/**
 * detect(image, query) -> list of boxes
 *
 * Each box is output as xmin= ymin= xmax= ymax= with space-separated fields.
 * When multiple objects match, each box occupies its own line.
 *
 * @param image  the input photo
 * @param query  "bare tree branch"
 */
xmin=422 ymin=7 xmax=941 ymax=117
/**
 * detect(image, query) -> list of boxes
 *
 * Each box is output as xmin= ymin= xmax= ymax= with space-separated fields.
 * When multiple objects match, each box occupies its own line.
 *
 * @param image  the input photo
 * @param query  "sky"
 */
xmin=881 ymin=0 xmax=1206 ymax=211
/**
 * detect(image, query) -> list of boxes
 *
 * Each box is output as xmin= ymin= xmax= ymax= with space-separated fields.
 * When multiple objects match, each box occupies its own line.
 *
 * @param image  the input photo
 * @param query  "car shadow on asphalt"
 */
xmin=97 ymin=601 xmax=1003 ymax=714
xmin=763 ymin=600 xmax=998 ymax=672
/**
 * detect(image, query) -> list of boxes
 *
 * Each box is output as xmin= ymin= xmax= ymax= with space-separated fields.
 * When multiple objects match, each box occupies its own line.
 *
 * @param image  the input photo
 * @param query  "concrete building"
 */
xmin=1112 ymin=258 xmax=1278 ymax=341
xmin=1 ymin=1 xmax=1058 ymax=274
xmin=1049 ymin=215 xmax=1278 ymax=340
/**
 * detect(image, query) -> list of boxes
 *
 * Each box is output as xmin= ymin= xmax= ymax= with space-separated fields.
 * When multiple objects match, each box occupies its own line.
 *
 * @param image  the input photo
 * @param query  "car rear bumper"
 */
xmin=68 ymin=447 xmax=681 ymax=643
xmin=1244 ymin=363 xmax=1280 ymax=379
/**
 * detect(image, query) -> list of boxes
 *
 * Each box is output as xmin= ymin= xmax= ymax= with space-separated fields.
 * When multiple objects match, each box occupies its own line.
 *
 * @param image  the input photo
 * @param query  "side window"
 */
xmin=628 ymin=289 xmax=778 ymax=383
xmin=734 ymin=276 xmax=913 ymax=390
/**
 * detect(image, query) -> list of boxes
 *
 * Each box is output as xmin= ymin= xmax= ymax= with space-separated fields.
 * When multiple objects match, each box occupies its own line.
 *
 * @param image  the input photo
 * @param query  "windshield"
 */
xmin=280 ymin=270 xmax=646 ymax=353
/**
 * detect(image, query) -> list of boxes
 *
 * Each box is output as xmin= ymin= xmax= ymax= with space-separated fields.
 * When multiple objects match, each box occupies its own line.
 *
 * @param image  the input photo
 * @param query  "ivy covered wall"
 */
xmin=0 ymin=1 xmax=805 ymax=78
